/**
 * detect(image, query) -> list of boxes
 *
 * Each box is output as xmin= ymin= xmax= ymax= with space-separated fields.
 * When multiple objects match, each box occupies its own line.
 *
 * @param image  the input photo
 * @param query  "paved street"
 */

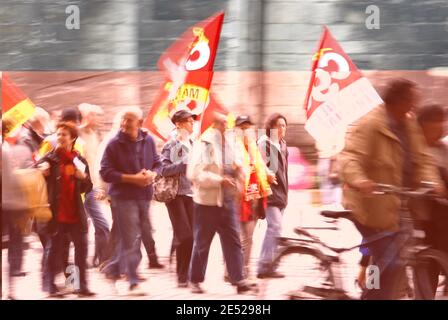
xmin=2 ymin=190 xmax=446 ymax=300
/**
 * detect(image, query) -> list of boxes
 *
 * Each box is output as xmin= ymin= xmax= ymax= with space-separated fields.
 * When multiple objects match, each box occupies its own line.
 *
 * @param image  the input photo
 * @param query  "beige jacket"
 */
xmin=79 ymin=127 xmax=103 ymax=189
xmin=338 ymin=105 xmax=443 ymax=231
xmin=187 ymin=128 xmax=243 ymax=207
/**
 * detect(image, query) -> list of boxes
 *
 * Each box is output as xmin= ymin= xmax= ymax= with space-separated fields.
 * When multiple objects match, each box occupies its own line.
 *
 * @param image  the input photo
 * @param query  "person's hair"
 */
xmin=29 ymin=107 xmax=50 ymax=126
xmin=56 ymin=121 xmax=78 ymax=140
xmin=264 ymin=113 xmax=287 ymax=138
xmin=78 ymin=103 xmax=104 ymax=118
xmin=417 ymin=104 xmax=446 ymax=124
xmin=382 ymin=78 xmax=417 ymax=106
xmin=121 ymin=106 xmax=143 ymax=120
xmin=2 ymin=117 xmax=16 ymax=138
xmin=211 ymin=112 xmax=227 ymax=126
xmin=61 ymin=107 xmax=82 ymax=123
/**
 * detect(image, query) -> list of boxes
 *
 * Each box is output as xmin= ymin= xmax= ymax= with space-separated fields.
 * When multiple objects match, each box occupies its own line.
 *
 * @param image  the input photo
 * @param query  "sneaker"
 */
xmin=105 ymin=273 xmax=122 ymax=282
xmin=74 ymin=289 xmax=96 ymax=297
xmin=48 ymin=289 xmax=66 ymax=298
xmin=149 ymin=261 xmax=165 ymax=269
xmin=125 ymin=274 xmax=147 ymax=283
xmin=237 ymin=283 xmax=259 ymax=294
xmin=98 ymin=261 xmax=107 ymax=272
xmin=129 ymin=284 xmax=146 ymax=296
xmin=256 ymin=271 xmax=285 ymax=279
xmin=178 ymin=281 xmax=189 ymax=288
xmin=191 ymin=283 xmax=204 ymax=294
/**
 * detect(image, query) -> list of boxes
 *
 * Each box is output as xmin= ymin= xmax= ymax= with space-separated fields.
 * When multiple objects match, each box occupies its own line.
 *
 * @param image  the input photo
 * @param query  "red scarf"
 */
xmin=57 ymin=148 xmax=79 ymax=224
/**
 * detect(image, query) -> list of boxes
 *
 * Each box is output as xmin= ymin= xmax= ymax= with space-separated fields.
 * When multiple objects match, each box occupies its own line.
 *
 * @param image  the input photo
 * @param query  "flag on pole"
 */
xmin=2 ymin=73 xmax=36 ymax=135
xmin=199 ymin=94 xmax=229 ymax=134
xmin=143 ymin=12 xmax=225 ymax=141
xmin=303 ymin=26 xmax=382 ymax=144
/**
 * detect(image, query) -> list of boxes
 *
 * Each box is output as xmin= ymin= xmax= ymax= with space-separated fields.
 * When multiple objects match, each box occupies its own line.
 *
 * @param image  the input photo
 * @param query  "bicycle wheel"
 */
xmin=260 ymin=242 xmax=350 ymax=300
xmin=411 ymin=248 xmax=448 ymax=300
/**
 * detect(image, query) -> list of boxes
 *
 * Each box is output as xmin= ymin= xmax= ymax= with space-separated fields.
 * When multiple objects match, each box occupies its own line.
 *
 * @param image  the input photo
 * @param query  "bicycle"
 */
xmin=262 ymin=183 xmax=448 ymax=300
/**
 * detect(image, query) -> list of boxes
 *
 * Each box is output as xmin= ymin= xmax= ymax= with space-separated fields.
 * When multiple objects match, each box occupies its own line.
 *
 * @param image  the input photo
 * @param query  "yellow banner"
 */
xmin=174 ymin=84 xmax=209 ymax=104
xmin=3 ymin=98 xmax=35 ymax=134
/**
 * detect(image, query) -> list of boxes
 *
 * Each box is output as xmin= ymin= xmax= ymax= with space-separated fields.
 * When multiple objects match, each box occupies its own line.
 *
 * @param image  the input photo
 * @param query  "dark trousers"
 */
xmin=165 ymin=195 xmax=194 ymax=283
xmin=189 ymin=202 xmax=244 ymax=284
xmin=354 ymin=221 xmax=407 ymax=300
xmin=418 ymin=202 xmax=448 ymax=298
xmin=46 ymin=222 xmax=88 ymax=292
xmin=5 ymin=210 xmax=25 ymax=277
xmin=141 ymin=210 xmax=159 ymax=264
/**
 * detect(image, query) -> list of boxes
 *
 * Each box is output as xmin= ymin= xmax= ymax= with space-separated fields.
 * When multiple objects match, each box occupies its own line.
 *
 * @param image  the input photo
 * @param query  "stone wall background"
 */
xmin=1 ymin=0 xmax=447 ymax=71
xmin=2 ymin=0 xmax=448 ymax=159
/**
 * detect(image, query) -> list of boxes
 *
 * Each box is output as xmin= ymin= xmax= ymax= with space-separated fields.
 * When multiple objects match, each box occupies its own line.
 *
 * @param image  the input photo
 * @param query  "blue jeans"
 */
xmin=257 ymin=206 xmax=284 ymax=274
xmin=110 ymin=199 xmax=150 ymax=286
xmin=189 ymin=202 xmax=244 ymax=284
xmin=355 ymin=221 xmax=410 ymax=300
xmin=84 ymin=189 xmax=110 ymax=264
xmin=101 ymin=207 xmax=126 ymax=279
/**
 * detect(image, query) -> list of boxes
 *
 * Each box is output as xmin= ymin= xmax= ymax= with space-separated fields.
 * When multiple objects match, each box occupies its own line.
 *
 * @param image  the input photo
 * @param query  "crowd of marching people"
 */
xmin=2 ymin=100 xmax=291 ymax=298
xmin=2 ymin=78 xmax=448 ymax=300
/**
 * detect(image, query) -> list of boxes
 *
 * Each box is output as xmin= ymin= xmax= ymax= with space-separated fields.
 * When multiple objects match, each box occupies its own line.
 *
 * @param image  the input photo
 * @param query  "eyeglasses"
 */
xmin=177 ymin=118 xmax=195 ymax=125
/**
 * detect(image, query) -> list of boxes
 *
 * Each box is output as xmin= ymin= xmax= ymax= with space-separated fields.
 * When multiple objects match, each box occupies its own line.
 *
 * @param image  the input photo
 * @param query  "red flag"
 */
xmin=199 ymin=94 xmax=228 ymax=134
xmin=2 ymin=73 xmax=36 ymax=135
xmin=303 ymin=26 xmax=382 ymax=143
xmin=143 ymin=12 xmax=225 ymax=141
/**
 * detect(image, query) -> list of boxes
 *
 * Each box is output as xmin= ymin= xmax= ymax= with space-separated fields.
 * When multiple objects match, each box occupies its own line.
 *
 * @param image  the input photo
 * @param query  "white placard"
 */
xmin=73 ymin=157 xmax=86 ymax=173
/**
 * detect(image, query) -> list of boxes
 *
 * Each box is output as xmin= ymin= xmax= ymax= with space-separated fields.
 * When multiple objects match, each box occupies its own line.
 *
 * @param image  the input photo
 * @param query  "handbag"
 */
xmin=13 ymin=168 xmax=52 ymax=234
xmin=153 ymin=174 xmax=179 ymax=203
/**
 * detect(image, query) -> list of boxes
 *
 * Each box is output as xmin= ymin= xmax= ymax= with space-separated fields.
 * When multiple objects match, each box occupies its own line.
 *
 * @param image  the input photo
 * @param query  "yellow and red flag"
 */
xmin=303 ymin=26 xmax=382 ymax=144
xmin=199 ymin=94 xmax=230 ymax=134
xmin=143 ymin=12 xmax=225 ymax=141
xmin=2 ymin=73 xmax=36 ymax=135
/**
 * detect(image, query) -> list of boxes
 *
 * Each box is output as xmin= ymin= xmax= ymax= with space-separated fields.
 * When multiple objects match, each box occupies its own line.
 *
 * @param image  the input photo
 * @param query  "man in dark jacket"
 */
xmin=256 ymin=113 xmax=289 ymax=279
xmin=100 ymin=107 xmax=161 ymax=296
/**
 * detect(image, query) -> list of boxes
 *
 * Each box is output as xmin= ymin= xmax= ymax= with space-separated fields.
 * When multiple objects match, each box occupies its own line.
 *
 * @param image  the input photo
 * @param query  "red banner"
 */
xmin=143 ymin=12 xmax=225 ymax=141
xmin=2 ymin=73 xmax=35 ymax=134
xmin=303 ymin=26 xmax=382 ymax=143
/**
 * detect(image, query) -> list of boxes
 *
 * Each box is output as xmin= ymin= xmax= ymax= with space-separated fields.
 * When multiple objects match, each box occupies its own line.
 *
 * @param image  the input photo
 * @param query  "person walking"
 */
xmin=100 ymin=107 xmax=161 ymax=295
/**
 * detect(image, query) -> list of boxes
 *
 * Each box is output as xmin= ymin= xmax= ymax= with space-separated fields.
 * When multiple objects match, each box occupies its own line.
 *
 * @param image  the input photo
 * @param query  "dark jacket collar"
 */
xmin=44 ymin=148 xmax=80 ymax=163
xmin=28 ymin=127 xmax=45 ymax=145
xmin=117 ymin=129 xmax=146 ymax=143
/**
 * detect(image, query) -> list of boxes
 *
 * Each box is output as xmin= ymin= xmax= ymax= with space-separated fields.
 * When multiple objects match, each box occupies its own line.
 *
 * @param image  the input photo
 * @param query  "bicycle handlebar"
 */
xmin=374 ymin=183 xmax=437 ymax=199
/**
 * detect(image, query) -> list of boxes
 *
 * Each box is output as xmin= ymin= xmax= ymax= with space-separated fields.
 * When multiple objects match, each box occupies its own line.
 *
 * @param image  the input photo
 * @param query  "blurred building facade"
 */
xmin=1 ymin=0 xmax=448 ymax=160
